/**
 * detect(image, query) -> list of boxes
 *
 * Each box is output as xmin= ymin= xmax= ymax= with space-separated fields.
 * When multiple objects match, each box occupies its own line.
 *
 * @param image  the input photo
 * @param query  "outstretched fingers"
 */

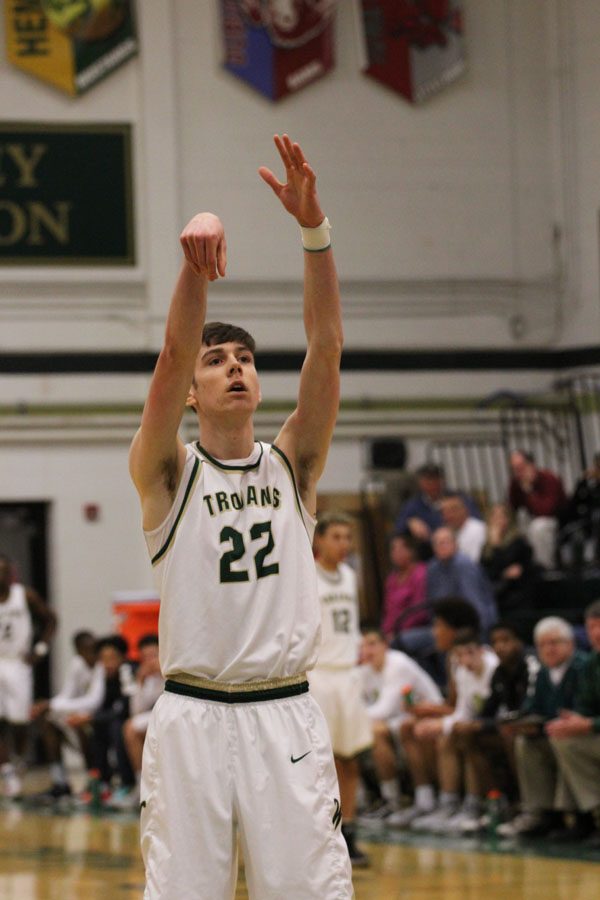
xmin=258 ymin=165 xmax=283 ymax=195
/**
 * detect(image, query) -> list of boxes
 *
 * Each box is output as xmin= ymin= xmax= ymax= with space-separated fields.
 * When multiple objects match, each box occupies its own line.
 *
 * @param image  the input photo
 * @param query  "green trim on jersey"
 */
xmin=270 ymin=444 xmax=310 ymax=538
xmin=196 ymin=441 xmax=264 ymax=472
xmin=165 ymin=677 xmax=309 ymax=704
xmin=151 ymin=457 xmax=201 ymax=566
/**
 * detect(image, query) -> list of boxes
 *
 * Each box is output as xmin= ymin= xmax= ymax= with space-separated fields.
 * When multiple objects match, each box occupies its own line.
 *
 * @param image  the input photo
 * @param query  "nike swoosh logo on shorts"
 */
xmin=290 ymin=751 xmax=312 ymax=764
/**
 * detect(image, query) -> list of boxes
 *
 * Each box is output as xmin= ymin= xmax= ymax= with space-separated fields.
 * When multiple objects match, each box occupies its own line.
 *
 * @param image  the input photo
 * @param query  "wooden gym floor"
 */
xmin=0 ymin=800 xmax=599 ymax=900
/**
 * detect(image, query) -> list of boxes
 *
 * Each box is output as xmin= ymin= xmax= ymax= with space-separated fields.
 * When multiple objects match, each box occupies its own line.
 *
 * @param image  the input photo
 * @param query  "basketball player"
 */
xmin=0 ymin=554 xmax=57 ymax=798
xmin=129 ymin=135 xmax=353 ymax=898
xmin=310 ymin=512 xmax=372 ymax=866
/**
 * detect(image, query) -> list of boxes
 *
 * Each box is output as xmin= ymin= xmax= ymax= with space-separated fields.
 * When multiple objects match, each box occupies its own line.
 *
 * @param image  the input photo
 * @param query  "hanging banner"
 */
xmin=4 ymin=1 xmax=138 ymax=96
xmin=359 ymin=1 xmax=466 ymax=104
xmin=0 ymin=123 xmax=135 ymax=266
xmin=221 ymin=1 xmax=336 ymax=101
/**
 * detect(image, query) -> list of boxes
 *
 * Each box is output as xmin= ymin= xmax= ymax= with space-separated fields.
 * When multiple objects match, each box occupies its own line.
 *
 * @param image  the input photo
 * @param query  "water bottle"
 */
xmin=401 ymin=685 xmax=415 ymax=710
xmin=486 ymin=789 xmax=502 ymax=838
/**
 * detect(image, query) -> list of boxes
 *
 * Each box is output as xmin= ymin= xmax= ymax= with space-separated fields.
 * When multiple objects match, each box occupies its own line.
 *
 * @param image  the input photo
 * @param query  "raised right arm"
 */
xmin=129 ymin=213 xmax=226 ymax=527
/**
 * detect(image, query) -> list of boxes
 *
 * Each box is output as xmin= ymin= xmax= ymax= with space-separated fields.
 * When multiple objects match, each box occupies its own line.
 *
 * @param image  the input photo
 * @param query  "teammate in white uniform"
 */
xmin=0 ymin=554 xmax=56 ymax=798
xmin=310 ymin=513 xmax=372 ymax=866
xmin=129 ymin=135 xmax=353 ymax=899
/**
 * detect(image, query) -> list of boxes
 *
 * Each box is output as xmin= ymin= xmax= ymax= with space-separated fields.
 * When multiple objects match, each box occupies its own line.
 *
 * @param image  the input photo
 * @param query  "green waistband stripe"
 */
xmin=151 ymin=457 xmax=200 ymax=566
xmin=165 ymin=678 xmax=309 ymax=704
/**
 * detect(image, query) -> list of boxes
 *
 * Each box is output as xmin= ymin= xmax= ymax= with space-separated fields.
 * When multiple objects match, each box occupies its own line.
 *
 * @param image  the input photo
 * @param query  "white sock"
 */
xmin=415 ymin=784 xmax=435 ymax=811
xmin=50 ymin=762 xmax=67 ymax=786
xmin=381 ymin=779 xmax=399 ymax=804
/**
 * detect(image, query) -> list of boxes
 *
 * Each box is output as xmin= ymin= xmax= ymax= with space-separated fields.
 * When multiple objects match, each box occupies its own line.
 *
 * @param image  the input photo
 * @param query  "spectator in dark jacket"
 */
xmin=547 ymin=601 xmax=600 ymax=845
xmin=496 ymin=616 xmax=587 ymax=837
xmin=480 ymin=504 xmax=540 ymax=626
xmin=508 ymin=450 xmax=567 ymax=569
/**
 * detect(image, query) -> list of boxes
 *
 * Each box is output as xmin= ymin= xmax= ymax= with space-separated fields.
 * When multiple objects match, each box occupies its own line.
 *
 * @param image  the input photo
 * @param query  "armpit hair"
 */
xmin=296 ymin=453 xmax=316 ymax=497
xmin=160 ymin=456 xmax=179 ymax=498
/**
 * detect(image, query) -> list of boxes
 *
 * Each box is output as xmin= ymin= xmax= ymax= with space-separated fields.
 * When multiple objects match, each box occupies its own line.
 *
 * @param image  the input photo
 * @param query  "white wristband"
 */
xmin=300 ymin=217 xmax=331 ymax=252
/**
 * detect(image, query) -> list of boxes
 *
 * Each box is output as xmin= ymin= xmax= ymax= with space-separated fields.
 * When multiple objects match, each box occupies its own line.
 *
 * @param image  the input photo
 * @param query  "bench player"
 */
xmin=311 ymin=512 xmax=372 ymax=866
xmin=129 ymin=135 xmax=353 ymax=898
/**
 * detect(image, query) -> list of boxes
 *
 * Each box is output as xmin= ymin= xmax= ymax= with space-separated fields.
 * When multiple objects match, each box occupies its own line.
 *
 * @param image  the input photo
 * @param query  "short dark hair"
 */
xmin=138 ymin=633 xmax=159 ymax=650
xmin=73 ymin=630 xmax=95 ymax=651
xmin=391 ymin=532 xmax=419 ymax=555
xmin=361 ymin=626 xmax=386 ymax=641
xmin=96 ymin=635 xmax=129 ymax=657
xmin=432 ymin=598 xmax=481 ymax=632
xmin=490 ymin=622 xmax=523 ymax=642
xmin=452 ymin=627 xmax=481 ymax=648
xmin=585 ymin=599 xmax=600 ymax=620
xmin=416 ymin=462 xmax=444 ymax=479
xmin=315 ymin=511 xmax=353 ymax=537
xmin=202 ymin=321 xmax=256 ymax=354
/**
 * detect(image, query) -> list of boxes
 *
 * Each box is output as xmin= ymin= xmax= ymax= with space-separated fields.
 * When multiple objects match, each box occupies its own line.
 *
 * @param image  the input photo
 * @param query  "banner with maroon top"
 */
xmin=359 ymin=0 xmax=466 ymax=104
xmin=220 ymin=0 xmax=336 ymax=101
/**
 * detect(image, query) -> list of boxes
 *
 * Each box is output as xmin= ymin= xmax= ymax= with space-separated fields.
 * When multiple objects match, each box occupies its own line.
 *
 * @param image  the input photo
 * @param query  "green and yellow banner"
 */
xmin=5 ymin=1 xmax=138 ymax=96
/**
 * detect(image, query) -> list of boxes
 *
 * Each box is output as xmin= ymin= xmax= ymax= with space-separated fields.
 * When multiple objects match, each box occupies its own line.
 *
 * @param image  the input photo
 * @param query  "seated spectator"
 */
xmin=497 ymin=617 xmax=588 ymax=838
xmin=381 ymin=534 xmax=428 ymax=643
xmin=546 ymin=600 xmax=600 ymax=845
xmin=359 ymin=628 xmax=442 ymax=818
xmin=480 ymin=504 xmax=540 ymax=623
xmin=427 ymin=528 xmax=497 ymax=634
xmin=440 ymin=493 xmax=486 ymax=563
xmin=66 ymin=635 xmax=136 ymax=801
xmin=395 ymin=463 xmax=480 ymax=560
xmin=30 ymin=630 xmax=104 ymax=802
xmin=508 ymin=450 xmax=567 ymax=570
xmin=562 ymin=452 xmax=600 ymax=567
xmin=437 ymin=623 xmax=540 ymax=833
xmin=389 ymin=628 xmax=498 ymax=831
xmin=110 ymin=634 xmax=163 ymax=810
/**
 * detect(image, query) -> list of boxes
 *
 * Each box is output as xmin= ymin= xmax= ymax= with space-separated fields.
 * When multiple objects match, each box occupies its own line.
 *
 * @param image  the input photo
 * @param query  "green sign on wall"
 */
xmin=0 ymin=122 xmax=134 ymax=265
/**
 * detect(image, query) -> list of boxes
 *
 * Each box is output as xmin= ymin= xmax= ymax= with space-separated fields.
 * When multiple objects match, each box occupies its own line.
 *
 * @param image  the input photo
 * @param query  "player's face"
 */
xmin=139 ymin=643 xmax=160 ymax=670
xmin=99 ymin=646 xmax=124 ymax=678
xmin=432 ymin=617 xmax=455 ymax=652
xmin=188 ymin=341 xmax=260 ymax=421
xmin=536 ymin=631 xmax=573 ymax=668
xmin=453 ymin=642 xmax=483 ymax=673
xmin=490 ymin=629 xmax=522 ymax=665
xmin=360 ymin=633 xmax=386 ymax=668
xmin=586 ymin=616 xmax=600 ymax=652
xmin=317 ymin=524 xmax=353 ymax=566
xmin=78 ymin=638 xmax=97 ymax=667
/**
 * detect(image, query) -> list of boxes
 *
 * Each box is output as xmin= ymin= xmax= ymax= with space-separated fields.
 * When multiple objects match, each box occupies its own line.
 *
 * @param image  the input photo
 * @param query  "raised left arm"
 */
xmin=259 ymin=135 xmax=342 ymax=514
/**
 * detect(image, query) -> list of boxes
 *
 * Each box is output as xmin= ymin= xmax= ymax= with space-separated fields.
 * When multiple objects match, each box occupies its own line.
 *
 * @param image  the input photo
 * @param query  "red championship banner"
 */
xmin=221 ymin=1 xmax=336 ymax=101
xmin=359 ymin=0 xmax=466 ymax=104
xmin=5 ymin=1 xmax=138 ymax=96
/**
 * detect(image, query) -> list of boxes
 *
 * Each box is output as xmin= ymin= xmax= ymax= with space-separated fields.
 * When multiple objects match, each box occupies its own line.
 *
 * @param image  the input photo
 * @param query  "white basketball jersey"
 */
xmin=0 ymin=583 xmax=33 ymax=660
xmin=314 ymin=562 xmax=360 ymax=669
xmin=144 ymin=442 xmax=321 ymax=682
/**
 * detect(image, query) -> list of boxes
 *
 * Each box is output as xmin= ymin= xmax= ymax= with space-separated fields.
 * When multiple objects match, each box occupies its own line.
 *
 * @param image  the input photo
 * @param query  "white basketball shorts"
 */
xmin=141 ymin=685 xmax=354 ymax=900
xmin=0 ymin=658 xmax=33 ymax=724
xmin=308 ymin=667 xmax=373 ymax=759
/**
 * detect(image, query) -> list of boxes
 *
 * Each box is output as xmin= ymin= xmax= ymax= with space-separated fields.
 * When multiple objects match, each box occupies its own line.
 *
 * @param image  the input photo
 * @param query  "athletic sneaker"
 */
xmin=33 ymin=783 xmax=73 ymax=806
xmin=1 ymin=765 xmax=22 ymax=800
xmin=497 ymin=812 xmax=550 ymax=838
xmin=439 ymin=800 xmax=482 ymax=835
xmin=357 ymin=799 xmax=393 ymax=825
xmin=109 ymin=786 xmax=140 ymax=811
xmin=387 ymin=804 xmax=435 ymax=829
xmin=411 ymin=803 xmax=460 ymax=833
